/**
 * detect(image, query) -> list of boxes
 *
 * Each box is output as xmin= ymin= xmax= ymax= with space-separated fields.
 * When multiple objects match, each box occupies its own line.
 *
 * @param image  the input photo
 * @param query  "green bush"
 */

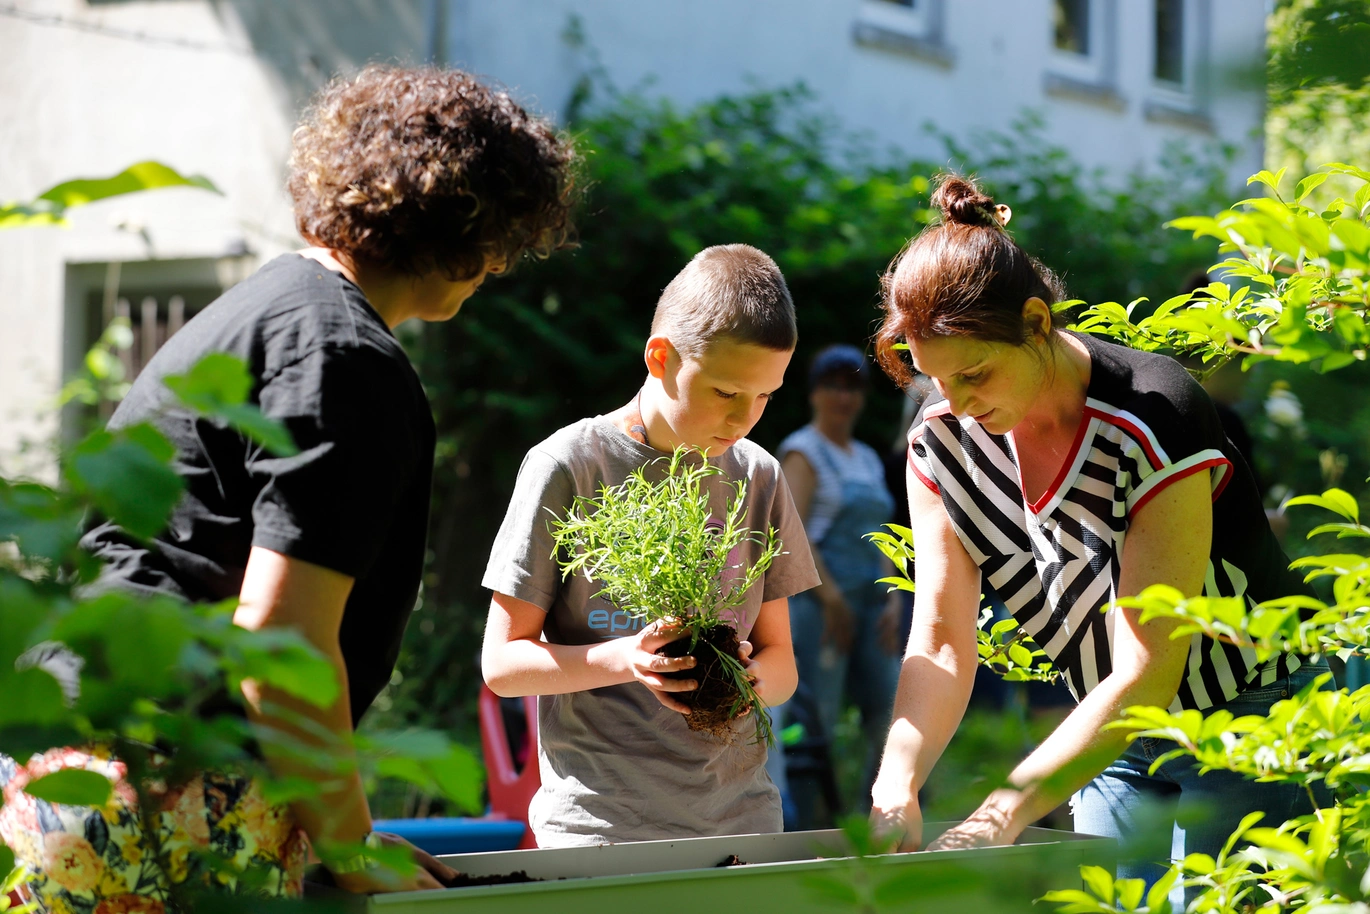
xmin=1033 ymin=163 xmax=1370 ymax=911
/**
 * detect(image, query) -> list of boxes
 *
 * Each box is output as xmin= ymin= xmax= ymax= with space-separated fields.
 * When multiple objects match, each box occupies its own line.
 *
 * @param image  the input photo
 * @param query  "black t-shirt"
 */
xmin=82 ymin=254 xmax=435 ymax=727
xmin=909 ymin=332 xmax=1307 ymax=711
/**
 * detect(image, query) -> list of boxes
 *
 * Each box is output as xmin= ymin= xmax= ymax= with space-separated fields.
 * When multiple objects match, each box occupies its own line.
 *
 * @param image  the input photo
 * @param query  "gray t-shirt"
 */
xmin=482 ymin=416 xmax=820 ymax=847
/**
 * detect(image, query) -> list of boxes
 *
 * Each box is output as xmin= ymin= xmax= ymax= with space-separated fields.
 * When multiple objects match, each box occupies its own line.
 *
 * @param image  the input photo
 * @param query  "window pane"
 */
xmin=875 ymin=0 xmax=915 ymax=6
xmin=1054 ymin=0 xmax=1090 ymax=54
xmin=1154 ymin=0 xmax=1185 ymax=83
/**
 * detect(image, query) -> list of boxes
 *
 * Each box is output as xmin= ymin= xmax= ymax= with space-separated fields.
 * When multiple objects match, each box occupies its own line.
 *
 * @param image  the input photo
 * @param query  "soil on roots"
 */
xmin=658 ymin=624 xmax=747 ymax=739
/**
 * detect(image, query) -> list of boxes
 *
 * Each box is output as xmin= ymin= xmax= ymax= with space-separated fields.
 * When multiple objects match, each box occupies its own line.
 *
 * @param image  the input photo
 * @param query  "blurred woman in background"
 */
xmin=779 ymin=345 xmax=902 ymax=827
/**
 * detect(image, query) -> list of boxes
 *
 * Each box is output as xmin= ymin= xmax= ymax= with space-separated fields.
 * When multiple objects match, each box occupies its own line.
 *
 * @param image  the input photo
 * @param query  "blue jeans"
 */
xmin=789 ymin=583 xmax=901 ymax=743
xmin=1072 ymin=662 xmax=1331 ymax=903
xmin=785 ymin=581 xmax=901 ymax=827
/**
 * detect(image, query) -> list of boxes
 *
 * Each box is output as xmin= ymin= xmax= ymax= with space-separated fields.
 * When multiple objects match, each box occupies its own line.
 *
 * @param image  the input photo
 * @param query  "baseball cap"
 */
xmin=808 ymin=344 xmax=869 ymax=389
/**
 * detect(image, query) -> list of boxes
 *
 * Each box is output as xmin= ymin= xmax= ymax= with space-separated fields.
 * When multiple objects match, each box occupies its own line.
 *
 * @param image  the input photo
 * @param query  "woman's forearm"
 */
xmin=872 ymin=633 xmax=978 ymax=800
xmin=991 ymin=667 xmax=1184 ymax=833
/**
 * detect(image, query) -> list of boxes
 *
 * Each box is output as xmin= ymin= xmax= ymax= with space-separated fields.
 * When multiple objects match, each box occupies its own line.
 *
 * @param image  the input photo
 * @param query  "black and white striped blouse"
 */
xmin=909 ymin=333 xmax=1304 ymax=711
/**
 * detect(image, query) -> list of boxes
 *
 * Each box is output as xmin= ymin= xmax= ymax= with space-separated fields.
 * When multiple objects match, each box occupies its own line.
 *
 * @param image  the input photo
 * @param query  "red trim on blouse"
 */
xmin=1018 ymin=410 xmax=1094 ymax=515
xmin=907 ymin=430 xmax=941 ymax=495
xmin=1087 ymin=405 xmax=1165 ymax=471
xmin=1129 ymin=457 xmax=1232 ymax=517
xmin=1211 ymin=462 xmax=1232 ymax=501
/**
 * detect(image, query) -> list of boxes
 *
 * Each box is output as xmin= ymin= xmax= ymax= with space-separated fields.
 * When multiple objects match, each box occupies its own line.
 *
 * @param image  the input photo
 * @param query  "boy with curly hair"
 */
xmin=34 ymin=65 xmax=579 ymax=904
xmin=482 ymin=244 xmax=820 ymax=847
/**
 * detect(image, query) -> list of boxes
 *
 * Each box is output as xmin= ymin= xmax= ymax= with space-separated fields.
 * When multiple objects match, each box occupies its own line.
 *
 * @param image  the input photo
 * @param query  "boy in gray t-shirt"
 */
xmin=482 ymin=245 xmax=820 ymax=847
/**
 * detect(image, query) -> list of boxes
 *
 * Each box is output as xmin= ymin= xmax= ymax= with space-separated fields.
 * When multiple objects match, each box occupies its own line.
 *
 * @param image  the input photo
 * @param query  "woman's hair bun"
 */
xmin=930 ymin=174 xmax=1002 ymax=228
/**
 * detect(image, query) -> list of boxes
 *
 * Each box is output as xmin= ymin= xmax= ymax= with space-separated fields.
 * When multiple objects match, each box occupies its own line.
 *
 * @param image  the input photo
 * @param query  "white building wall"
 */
xmin=449 ymin=0 xmax=1266 ymax=180
xmin=0 ymin=0 xmax=1265 ymax=464
xmin=0 ymin=0 xmax=431 ymax=462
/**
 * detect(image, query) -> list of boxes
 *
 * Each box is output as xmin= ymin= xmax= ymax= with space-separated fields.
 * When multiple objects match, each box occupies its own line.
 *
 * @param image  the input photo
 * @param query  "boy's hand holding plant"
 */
xmin=608 ymin=619 xmax=699 ymax=713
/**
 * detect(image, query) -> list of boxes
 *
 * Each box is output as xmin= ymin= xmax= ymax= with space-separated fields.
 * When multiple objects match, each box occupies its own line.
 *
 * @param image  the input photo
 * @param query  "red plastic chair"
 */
xmin=478 ymin=684 xmax=540 ymax=849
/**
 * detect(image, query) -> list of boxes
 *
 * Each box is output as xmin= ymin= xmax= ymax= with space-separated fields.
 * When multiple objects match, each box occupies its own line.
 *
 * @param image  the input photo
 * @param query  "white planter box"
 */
xmin=366 ymin=823 xmax=1115 ymax=914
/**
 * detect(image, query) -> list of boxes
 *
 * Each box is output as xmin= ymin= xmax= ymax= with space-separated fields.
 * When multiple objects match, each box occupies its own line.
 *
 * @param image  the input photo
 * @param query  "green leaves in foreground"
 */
xmin=356 ymin=730 xmax=484 ymax=816
xmin=23 ymin=768 xmax=114 ymax=808
xmin=1110 ymin=674 xmax=1370 ymax=792
xmin=67 ymin=423 xmax=184 ymax=540
xmin=163 ymin=353 xmax=297 ymax=456
xmin=866 ymin=523 xmax=916 ymax=594
xmin=1041 ymin=864 xmax=1179 ymax=914
xmin=866 ymin=522 xmax=1061 ymax=683
xmin=1070 ymin=163 xmax=1370 ymax=377
xmin=1111 ymin=492 xmax=1370 ymax=664
xmin=0 ymin=161 xmax=219 ymax=229
xmin=0 ymin=321 xmax=477 ymax=898
xmin=1 ymin=858 xmax=25 ymax=910
xmin=6 ymin=353 xmax=297 ymax=557
xmin=976 ymin=609 xmax=1060 ymax=683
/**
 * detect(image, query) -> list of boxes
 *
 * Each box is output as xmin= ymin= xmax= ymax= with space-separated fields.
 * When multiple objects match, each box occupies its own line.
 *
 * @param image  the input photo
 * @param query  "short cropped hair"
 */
xmin=288 ymin=65 xmax=579 ymax=280
xmin=650 ymin=245 xmax=797 ymax=358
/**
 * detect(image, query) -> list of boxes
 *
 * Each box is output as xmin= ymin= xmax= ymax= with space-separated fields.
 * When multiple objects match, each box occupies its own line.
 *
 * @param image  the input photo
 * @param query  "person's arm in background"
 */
xmin=235 ymin=547 xmax=453 ymax=893
xmin=780 ymin=451 xmax=854 ymax=653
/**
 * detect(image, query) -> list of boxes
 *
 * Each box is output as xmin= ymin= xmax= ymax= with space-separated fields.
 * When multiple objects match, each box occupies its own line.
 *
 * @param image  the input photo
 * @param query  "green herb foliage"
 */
xmin=549 ymin=447 xmax=782 ymax=744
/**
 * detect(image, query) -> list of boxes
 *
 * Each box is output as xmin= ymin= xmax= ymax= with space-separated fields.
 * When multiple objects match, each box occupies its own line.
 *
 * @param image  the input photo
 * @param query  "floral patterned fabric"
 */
xmin=0 ymin=748 xmax=306 ymax=914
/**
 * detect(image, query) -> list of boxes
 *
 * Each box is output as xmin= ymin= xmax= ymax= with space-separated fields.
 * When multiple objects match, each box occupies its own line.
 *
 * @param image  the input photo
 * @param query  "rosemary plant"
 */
xmin=549 ymin=446 xmax=783 ymax=744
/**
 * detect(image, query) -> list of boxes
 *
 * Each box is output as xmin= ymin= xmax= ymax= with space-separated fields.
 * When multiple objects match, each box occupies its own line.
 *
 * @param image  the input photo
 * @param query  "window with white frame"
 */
xmin=1054 ymin=0 xmax=1090 ymax=55
xmin=61 ymin=257 xmax=249 ymax=434
xmin=1145 ymin=0 xmax=1212 ymax=128
xmin=1044 ymin=0 xmax=1122 ymax=108
xmin=852 ymin=0 xmax=953 ymax=68
xmin=1154 ymin=0 xmax=1185 ymax=84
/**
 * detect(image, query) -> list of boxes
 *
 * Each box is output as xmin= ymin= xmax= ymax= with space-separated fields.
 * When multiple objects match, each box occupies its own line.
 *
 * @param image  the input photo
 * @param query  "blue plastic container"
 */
xmin=371 ymin=817 xmax=526 ymax=855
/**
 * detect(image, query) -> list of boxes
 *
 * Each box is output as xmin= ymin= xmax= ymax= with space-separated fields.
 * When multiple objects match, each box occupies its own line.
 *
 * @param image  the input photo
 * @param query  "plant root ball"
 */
xmin=657 ymin=624 xmax=749 ymax=740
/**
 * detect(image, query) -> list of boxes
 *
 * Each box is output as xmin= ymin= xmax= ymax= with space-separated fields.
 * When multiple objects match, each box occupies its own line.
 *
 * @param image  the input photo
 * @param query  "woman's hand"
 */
xmin=615 ymin=620 xmax=697 ymax=713
xmin=332 ymin=832 xmax=456 ymax=894
xmin=924 ymin=790 xmax=1020 ymax=851
xmin=870 ymin=780 xmax=924 ymax=852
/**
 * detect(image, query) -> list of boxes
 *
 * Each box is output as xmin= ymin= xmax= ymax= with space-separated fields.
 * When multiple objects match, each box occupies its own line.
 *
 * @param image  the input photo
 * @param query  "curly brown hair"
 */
xmin=288 ymin=65 xmax=579 ymax=279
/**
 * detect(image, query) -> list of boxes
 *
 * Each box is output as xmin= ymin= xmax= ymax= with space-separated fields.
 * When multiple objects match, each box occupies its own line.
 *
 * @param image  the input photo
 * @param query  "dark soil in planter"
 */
xmin=439 ymin=869 xmax=542 ymax=888
xmin=715 ymin=855 xmax=748 ymax=867
xmin=658 ymin=624 xmax=747 ymax=739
